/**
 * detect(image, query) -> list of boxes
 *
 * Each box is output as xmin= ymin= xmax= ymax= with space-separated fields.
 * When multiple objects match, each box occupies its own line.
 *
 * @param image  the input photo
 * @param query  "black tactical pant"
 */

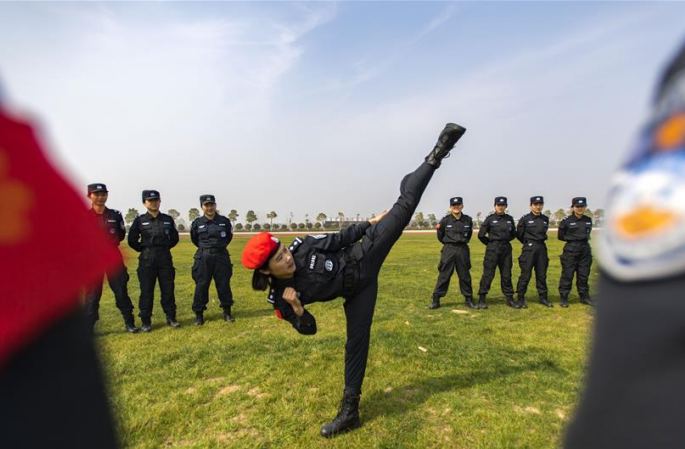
xmin=432 ymin=243 xmax=473 ymax=301
xmin=192 ymin=248 xmax=234 ymax=313
xmin=516 ymin=241 xmax=549 ymax=299
xmin=137 ymin=248 xmax=176 ymax=321
xmin=342 ymin=161 xmax=435 ymax=395
xmin=478 ymin=241 xmax=514 ymax=297
xmin=559 ymin=241 xmax=592 ymax=299
xmin=84 ymin=264 xmax=135 ymax=326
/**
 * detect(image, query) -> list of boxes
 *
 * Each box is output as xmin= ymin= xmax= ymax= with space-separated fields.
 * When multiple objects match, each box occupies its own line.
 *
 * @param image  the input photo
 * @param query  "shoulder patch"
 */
xmin=599 ymin=108 xmax=685 ymax=281
xmin=311 ymin=234 xmax=327 ymax=239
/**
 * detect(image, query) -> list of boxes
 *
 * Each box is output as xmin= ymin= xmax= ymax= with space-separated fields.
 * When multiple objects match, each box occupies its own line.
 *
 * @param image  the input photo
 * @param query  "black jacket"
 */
xmin=90 ymin=207 xmax=125 ymax=246
xmin=268 ymin=222 xmax=371 ymax=335
xmin=437 ymin=213 xmax=473 ymax=244
xmin=127 ymin=212 xmax=179 ymax=252
xmin=558 ymin=214 xmax=592 ymax=242
xmin=478 ymin=213 xmax=516 ymax=245
xmin=516 ymin=212 xmax=549 ymax=243
xmin=190 ymin=215 xmax=233 ymax=249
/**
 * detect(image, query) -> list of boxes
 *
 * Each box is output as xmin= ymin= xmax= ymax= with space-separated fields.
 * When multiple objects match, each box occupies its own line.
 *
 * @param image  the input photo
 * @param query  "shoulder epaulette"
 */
xmin=289 ymin=237 xmax=304 ymax=253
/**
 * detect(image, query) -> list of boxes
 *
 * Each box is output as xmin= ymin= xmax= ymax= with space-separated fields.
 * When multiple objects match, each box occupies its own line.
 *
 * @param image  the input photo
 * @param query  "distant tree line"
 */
xmin=120 ymin=207 xmax=607 ymax=232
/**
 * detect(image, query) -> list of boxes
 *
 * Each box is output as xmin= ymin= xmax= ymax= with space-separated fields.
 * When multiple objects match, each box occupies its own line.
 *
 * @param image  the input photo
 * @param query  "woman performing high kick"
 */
xmin=241 ymin=123 xmax=466 ymax=437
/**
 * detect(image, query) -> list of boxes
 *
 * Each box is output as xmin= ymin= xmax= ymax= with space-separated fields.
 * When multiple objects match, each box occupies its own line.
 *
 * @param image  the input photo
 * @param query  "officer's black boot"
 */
xmin=140 ymin=317 xmax=152 ymax=333
xmin=580 ymin=296 xmax=594 ymax=306
xmin=506 ymin=296 xmax=521 ymax=309
xmin=425 ymin=123 xmax=467 ymax=168
xmin=123 ymin=314 xmax=140 ymax=333
xmin=560 ymin=295 xmax=569 ymax=308
xmin=194 ymin=312 xmax=205 ymax=326
xmin=539 ymin=297 xmax=554 ymax=308
xmin=477 ymin=295 xmax=488 ymax=309
xmin=320 ymin=388 xmax=362 ymax=438
xmin=166 ymin=315 xmax=181 ymax=328
xmin=465 ymin=297 xmax=477 ymax=309
xmin=428 ymin=297 xmax=441 ymax=309
xmin=223 ymin=307 xmax=235 ymax=322
xmin=517 ymin=294 xmax=528 ymax=309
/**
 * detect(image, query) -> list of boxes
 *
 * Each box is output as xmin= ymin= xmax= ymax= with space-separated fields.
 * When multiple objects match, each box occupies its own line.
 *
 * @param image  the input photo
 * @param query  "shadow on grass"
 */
xmin=362 ymin=350 xmax=565 ymax=423
xmin=227 ymin=307 xmax=276 ymax=319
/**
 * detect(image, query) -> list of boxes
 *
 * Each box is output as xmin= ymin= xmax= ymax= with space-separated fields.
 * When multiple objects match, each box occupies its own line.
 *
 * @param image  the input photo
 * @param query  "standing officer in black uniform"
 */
xmin=84 ymin=183 xmax=139 ymax=333
xmin=190 ymin=194 xmax=235 ymax=324
xmin=241 ymin=123 xmax=466 ymax=438
xmin=477 ymin=197 xmax=517 ymax=309
xmin=128 ymin=190 xmax=180 ymax=331
xmin=515 ymin=196 xmax=551 ymax=308
xmin=429 ymin=196 xmax=474 ymax=309
xmin=558 ymin=197 xmax=593 ymax=307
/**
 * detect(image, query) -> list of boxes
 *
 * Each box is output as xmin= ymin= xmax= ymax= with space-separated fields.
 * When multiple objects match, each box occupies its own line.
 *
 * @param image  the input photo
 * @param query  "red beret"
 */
xmin=241 ymin=232 xmax=280 ymax=269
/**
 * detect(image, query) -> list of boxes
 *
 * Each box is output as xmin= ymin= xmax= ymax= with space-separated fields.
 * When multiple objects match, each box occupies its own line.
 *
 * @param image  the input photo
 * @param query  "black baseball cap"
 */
xmin=200 ymin=194 xmax=216 ymax=205
xmin=450 ymin=196 xmax=463 ymax=206
xmin=530 ymin=196 xmax=544 ymax=205
xmin=494 ymin=196 xmax=508 ymax=206
xmin=87 ymin=183 xmax=108 ymax=195
xmin=572 ymin=197 xmax=587 ymax=207
xmin=142 ymin=190 xmax=160 ymax=202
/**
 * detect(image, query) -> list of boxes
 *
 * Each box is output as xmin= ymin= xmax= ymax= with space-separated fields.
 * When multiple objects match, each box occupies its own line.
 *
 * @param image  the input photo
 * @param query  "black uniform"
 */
xmin=477 ymin=210 xmax=516 ymax=303
xmin=84 ymin=207 xmax=136 ymax=328
xmin=267 ymin=161 xmax=437 ymax=396
xmin=515 ymin=212 xmax=550 ymax=304
xmin=190 ymin=214 xmax=234 ymax=314
xmin=558 ymin=213 xmax=592 ymax=303
xmin=128 ymin=212 xmax=179 ymax=323
xmin=431 ymin=211 xmax=473 ymax=305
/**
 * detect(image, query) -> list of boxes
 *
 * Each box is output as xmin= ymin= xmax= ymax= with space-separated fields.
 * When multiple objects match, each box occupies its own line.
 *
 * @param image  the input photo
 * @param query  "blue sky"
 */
xmin=1 ymin=2 xmax=684 ymax=225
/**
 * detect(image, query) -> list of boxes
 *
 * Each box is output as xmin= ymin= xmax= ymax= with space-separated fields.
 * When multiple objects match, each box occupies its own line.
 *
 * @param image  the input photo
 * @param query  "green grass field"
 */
xmin=95 ymin=233 xmax=597 ymax=449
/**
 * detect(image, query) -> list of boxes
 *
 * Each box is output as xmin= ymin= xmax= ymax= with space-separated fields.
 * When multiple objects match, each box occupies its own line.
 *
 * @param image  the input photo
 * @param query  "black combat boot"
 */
xmin=425 ymin=123 xmax=467 ymax=168
xmin=140 ymin=318 xmax=152 ymax=333
xmin=428 ymin=297 xmax=440 ymax=309
xmin=465 ymin=297 xmax=477 ymax=309
xmin=539 ymin=297 xmax=553 ymax=308
xmin=506 ymin=296 xmax=521 ymax=309
xmin=123 ymin=314 xmax=140 ymax=333
xmin=194 ymin=312 xmax=205 ymax=326
xmin=223 ymin=307 xmax=235 ymax=322
xmin=477 ymin=295 xmax=488 ymax=309
xmin=517 ymin=294 xmax=528 ymax=309
xmin=166 ymin=315 xmax=181 ymax=328
xmin=320 ymin=389 xmax=361 ymax=438
xmin=560 ymin=295 xmax=569 ymax=308
xmin=580 ymin=296 xmax=594 ymax=306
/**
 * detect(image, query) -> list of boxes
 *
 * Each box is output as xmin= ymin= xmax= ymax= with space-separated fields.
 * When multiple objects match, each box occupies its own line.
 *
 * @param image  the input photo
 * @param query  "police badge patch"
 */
xmin=599 ymin=83 xmax=685 ymax=281
xmin=325 ymin=259 xmax=334 ymax=272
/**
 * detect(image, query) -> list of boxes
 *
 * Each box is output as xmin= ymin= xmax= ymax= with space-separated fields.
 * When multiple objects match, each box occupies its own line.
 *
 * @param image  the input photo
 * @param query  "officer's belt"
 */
xmin=444 ymin=242 xmax=468 ymax=246
xmin=524 ymin=240 xmax=546 ymax=244
xmin=342 ymin=252 xmax=360 ymax=297
xmin=199 ymin=247 xmax=227 ymax=253
xmin=141 ymin=245 xmax=171 ymax=250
